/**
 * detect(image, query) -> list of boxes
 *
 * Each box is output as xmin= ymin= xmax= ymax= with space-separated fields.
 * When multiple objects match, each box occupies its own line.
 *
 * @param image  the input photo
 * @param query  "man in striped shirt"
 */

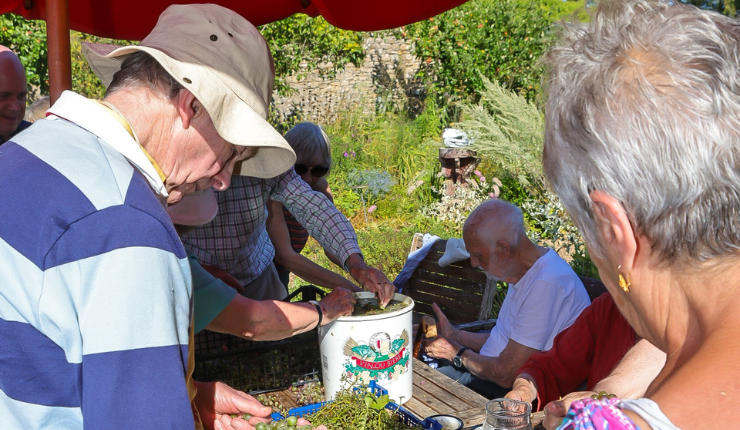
xmin=0 ymin=5 xmax=297 ymax=429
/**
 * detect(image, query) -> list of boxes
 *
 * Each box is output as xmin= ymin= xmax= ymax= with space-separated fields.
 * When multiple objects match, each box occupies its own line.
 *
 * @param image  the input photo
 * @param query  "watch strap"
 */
xmin=309 ymin=300 xmax=323 ymax=329
xmin=454 ymin=346 xmax=470 ymax=368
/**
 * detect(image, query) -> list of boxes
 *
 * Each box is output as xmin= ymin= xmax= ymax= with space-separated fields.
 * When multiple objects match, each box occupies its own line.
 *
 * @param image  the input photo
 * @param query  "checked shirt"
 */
xmin=181 ymin=169 xmax=361 ymax=288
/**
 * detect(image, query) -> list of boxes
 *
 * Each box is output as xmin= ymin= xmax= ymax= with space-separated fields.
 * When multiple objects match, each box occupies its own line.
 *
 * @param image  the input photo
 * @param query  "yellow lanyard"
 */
xmin=95 ymin=101 xmax=167 ymax=183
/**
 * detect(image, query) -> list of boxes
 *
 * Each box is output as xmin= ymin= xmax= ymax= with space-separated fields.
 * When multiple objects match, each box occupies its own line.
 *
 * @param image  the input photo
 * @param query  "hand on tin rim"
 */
xmin=319 ymin=288 xmax=356 ymax=324
xmin=347 ymin=254 xmax=394 ymax=307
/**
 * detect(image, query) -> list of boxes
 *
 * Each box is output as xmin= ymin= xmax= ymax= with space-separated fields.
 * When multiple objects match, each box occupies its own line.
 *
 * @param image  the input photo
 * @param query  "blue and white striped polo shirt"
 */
xmin=0 ymin=92 xmax=194 ymax=429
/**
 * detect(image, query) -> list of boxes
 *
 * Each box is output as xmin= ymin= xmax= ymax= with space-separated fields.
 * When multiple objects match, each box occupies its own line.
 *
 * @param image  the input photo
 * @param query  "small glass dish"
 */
xmin=426 ymin=414 xmax=464 ymax=430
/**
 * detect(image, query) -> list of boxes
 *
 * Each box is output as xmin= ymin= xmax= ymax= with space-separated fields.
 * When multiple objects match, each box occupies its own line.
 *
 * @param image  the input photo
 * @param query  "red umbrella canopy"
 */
xmin=0 ymin=0 xmax=469 ymax=40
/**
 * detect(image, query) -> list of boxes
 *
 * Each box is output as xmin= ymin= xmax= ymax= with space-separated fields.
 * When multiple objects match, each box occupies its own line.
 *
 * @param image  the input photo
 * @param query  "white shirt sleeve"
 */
xmin=507 ymin=279 xmax=577 ymax=351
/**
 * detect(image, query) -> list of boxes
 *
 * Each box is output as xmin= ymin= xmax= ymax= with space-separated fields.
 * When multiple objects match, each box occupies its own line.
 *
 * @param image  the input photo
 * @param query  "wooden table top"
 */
xmin=267 ymin=358 xmax=546 ymax=429
xmin=404 ymin=358 xmax=488 ymax=429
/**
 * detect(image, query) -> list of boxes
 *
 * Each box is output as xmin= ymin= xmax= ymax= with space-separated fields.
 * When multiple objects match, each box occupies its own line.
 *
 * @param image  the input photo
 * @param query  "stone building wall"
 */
xmin=271 ymin=34 xmax=425 ymax=126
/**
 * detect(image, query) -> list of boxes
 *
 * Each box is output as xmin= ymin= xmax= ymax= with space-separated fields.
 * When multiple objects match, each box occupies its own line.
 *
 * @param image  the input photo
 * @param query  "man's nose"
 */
xmin=9 ymin=98 xmax=22 ymax=113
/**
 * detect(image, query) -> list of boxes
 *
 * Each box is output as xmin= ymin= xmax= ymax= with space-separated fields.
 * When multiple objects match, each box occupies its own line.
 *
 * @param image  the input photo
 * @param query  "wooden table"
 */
xmin=404 ymin=358 xmax=487 ymax=429
xmin=267 ymin=358 xmax=547 ymax=429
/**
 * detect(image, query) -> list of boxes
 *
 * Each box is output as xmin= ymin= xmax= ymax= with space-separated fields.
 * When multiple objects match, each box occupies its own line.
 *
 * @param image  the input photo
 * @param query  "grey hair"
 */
xmin=25 ymin=96 xmax=50 ymax=122
xmin=284 ymin=122 xmax=332 ymax=170
xmin=106 ymin=51 xmax=184 ymax=99
xmin=542 ymin=0 xmax=740 ymax=264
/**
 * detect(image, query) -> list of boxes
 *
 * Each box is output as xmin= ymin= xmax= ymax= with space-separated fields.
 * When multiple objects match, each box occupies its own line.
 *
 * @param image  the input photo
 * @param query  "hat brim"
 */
xmin=166 ymin=188 xmax=218 ymax=226
xmin=82 ymin=42 xmax=295 ymax=179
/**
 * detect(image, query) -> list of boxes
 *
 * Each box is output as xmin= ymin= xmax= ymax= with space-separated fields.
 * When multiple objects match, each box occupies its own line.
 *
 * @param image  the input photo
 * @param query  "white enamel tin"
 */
xmin=318 ymin=292 xmax=414 ymax=404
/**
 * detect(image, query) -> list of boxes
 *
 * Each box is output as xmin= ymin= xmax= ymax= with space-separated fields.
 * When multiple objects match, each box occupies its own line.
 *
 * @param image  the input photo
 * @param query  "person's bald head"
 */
xmin=0 ymin=47 xmax=27 ymax=141
xmin=464 ymin=199 xmax=525 ymax=245
xmin=463 ymin=200 xmax=527 ymax=282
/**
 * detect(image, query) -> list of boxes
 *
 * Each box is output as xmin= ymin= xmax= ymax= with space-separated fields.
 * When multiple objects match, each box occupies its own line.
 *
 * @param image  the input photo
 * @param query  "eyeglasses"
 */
xmin=295 ymin=163 xmax=330 ymax=178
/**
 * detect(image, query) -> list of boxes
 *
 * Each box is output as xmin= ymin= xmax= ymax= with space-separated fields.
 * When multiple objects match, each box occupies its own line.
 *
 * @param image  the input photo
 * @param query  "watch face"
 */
xmin=453 ymin=356 xmax=463 ymax=368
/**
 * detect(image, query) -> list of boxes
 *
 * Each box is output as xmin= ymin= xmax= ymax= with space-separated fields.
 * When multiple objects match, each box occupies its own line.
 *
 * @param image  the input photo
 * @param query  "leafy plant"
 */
xmin=0 ymin=14 xmax=47 ymax=96
xmin=459 ymin=75 xmax=545 ymax=190
xmin=401 ymin=0 xmax=556 ymax=110
xmin=259 ymin=15 xmax=365 ymax=95
xmin=423 ymin=176 xmax=500 ymax=235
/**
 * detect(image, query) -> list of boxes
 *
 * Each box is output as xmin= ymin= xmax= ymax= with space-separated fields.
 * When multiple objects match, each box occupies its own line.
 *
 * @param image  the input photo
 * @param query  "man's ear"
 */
xmin=589 ymin=190 xmax=638 ymax=271
xmin=496 ymin=240 xmax=511 ymax=259
xmin=175 ymin=89 xmax=199 ymax=129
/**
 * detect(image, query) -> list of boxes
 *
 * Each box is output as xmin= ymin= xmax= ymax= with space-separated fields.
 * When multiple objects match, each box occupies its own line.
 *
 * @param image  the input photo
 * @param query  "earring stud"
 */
xmin=617 ymin=265 xmax=630 ymax=293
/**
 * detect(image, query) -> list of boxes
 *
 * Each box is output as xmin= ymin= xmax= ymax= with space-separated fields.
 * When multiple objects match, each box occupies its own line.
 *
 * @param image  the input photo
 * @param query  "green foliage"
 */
xmin=460 ymin=75 xmax=545 ymax=190
xmin=401 ymin=0 xmax=555 ymax=110
xmin=0 ymin=14 xmax=47 ymax=96
xmin=259 ymin=15 xmax=365 ymax=95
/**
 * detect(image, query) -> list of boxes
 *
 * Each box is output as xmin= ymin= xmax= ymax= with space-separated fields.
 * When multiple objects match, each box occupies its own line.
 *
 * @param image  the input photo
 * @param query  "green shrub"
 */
xmin=459 ymin=75 xmax=545 ymax=190
xmin=401 ymin=0 xmax=558 ymax=109
xmin=0 ymin=14 xmax=47 ymax=96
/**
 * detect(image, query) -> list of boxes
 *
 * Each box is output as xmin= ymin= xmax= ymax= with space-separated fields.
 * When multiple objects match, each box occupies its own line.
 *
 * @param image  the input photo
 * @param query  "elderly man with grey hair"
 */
xmin=424 ymin=199 xmax=589 ymax=398
xmin=0 ymin=4 xmax=325 ymax=430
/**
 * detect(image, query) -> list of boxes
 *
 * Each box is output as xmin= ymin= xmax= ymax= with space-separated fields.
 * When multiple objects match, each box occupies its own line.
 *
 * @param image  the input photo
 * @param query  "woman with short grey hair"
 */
xmin=542 ymin=0 xmax=740 ymax=429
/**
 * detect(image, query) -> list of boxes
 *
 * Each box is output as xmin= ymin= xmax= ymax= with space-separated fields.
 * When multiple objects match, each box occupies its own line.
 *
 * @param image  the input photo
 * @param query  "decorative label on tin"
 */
xmin=342 ymin=329 xmax=410 ymax=383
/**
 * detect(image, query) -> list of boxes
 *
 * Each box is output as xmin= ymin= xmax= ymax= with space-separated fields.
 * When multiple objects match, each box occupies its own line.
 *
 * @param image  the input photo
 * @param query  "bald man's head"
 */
xmin=0 ymin=48 xmax=27 ymax=142
xmin=464 ymin=200 xmax=525 ymax=244
xmin=463 ymin=200 xmax=527 ymax=282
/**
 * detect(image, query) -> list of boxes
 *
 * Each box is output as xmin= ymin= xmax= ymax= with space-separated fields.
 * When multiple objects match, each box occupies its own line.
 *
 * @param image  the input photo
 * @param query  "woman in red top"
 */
xmin=507 ymin=293 xmax=665 ymax=429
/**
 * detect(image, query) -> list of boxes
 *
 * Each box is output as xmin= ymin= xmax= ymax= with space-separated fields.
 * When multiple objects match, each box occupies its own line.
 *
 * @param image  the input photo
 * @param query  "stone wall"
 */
xmin=271 ymin=33 xmax=425 ymax=126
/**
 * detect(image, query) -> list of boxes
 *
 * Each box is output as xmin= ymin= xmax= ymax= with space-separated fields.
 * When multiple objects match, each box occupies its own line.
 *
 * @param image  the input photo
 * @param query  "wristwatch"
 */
xmin=453 ymin=347 xmax=469 ymax=369
xmin=308 ymin=300 xmax=323 ymax=329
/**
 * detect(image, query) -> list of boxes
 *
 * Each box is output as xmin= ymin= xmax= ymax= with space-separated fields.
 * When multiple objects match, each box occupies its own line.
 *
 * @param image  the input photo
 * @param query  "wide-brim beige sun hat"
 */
xmin=166 ymin=188 xmax=218 ymax=227
xmin=82 ymin=3 xmax=295 ymax=179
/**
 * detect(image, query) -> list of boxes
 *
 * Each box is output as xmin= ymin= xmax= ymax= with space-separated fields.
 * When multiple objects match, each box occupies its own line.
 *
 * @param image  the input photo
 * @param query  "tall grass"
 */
xmin=289 ymin=93 xmax=595 ymax=292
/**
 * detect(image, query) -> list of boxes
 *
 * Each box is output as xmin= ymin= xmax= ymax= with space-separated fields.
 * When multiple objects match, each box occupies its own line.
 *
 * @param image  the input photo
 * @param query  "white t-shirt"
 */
xmin=479 ymin=249 xmax=590 ymax=357
xmin=620 ymin=398 xmax=681 ymax=430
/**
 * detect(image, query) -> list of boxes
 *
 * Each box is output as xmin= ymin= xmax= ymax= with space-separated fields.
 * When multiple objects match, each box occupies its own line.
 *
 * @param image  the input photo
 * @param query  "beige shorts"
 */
xmin=242 ymin=264 xmax=288 ymax=301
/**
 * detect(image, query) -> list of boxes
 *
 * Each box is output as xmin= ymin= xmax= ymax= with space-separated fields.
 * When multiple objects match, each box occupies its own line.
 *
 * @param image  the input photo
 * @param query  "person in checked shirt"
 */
xmin=180 ymin=167 xmax=395 ymax=306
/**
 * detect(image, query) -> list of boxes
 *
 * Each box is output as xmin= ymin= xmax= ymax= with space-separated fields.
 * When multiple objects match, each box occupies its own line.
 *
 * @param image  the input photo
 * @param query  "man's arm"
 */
xmin=425 ymin=336 xmax=540 ymax=387
xmin=268 ymin=169 xmax=360 ymax=270
xmin=270 ymin=170 xmax=393 ymax=304
xmin=425 ymin=302 xmax=537 ymax=387
xmin=206 ymin=288 xmax=355 ymax=340
xmin=266 ymin=199 xmax=362 ymax=292
xmin=430 ymin=302 xmax=489 ymax=351
xmin=464 ymin=339 xmax=540 ymax=388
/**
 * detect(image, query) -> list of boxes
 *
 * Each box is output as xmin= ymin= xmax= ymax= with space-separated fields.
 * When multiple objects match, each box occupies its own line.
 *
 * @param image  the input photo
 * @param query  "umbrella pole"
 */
xmin=47 ymin=0 xmax=71 ymax=104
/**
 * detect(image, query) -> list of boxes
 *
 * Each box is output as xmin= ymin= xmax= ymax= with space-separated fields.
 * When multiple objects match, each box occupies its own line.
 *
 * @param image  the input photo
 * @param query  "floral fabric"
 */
xmin=557 ymin=398 xmax=640 ymax=430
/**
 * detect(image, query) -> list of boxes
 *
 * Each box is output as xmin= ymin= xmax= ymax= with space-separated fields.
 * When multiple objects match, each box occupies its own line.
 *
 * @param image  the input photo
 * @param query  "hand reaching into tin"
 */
xmin=346 ymin=254 xmax=394 ymax=307
xmin=319 ymin=288 xmax=356 ymax=325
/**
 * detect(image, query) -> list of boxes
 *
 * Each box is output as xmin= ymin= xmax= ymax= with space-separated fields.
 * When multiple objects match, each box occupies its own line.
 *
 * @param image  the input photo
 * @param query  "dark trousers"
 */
xmin=436 ymin=361 xmax=511 ymax=399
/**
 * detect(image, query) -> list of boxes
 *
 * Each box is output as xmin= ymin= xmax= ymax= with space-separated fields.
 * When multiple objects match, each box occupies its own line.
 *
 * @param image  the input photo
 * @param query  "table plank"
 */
xmin=406 ymin=359 xmax=488 ymax=429
xmin=264 ymin=358 xmax=491 ymax=429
